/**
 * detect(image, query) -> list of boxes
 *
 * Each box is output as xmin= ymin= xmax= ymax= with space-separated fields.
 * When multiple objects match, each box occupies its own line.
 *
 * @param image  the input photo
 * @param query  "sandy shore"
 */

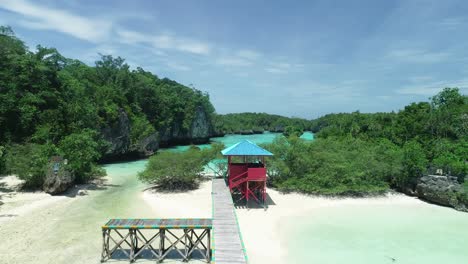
xmin=235 ymin=188 xmax=425 ymax=264
xmin=1 ymin=173 xmax=428 ymax=264
xmin=141 ymin=180 xmax=212 ymax=219
xmin=0 ymin=175 xmax=69 ymax=224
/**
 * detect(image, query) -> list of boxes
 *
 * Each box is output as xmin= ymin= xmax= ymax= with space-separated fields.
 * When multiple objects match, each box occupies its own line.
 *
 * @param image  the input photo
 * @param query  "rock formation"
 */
xmin=100 ymin=106 xmax=213 ymax=160
xmin=159 ymin=106 xmax=213 ymax=147
xmin=43 ymin=158 xmax=74 ymax=195
xmin=416 ymin=175 xmax=467 ymax=212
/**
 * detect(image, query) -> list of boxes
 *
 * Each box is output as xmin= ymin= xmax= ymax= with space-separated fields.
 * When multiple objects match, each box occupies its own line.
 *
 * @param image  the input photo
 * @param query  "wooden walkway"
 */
xmin=212 ymin=178 xmax=248 ymax=264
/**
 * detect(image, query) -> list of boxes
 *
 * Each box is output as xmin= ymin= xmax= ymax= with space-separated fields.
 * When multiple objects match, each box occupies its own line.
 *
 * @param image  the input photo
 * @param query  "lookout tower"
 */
xmin=221 ymin=140 xmax=273 ymax=206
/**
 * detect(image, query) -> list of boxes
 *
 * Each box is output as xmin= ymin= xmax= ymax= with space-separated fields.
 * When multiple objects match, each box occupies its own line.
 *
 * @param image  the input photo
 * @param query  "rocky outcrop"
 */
xmin=159 ymin=106 xmax=213 ymax=147
xmin=100 ymin=106 xmax=213 ymax=160
xmin=100 ymin=108 xmax=131 ymax=160
xmin=416 ymin=175 xmax=467 ymax=212
xmin=100 ymin=109 xmax=160 ymax=161
xmin=136 ymin=132 xmax=159 ymax=157
xmin=43 ymin=159 xmax=74 ymax=195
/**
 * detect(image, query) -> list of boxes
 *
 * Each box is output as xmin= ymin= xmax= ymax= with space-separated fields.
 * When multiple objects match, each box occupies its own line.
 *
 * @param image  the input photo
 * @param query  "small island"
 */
xmin=0 ymin=3 xmax=467 ymax=263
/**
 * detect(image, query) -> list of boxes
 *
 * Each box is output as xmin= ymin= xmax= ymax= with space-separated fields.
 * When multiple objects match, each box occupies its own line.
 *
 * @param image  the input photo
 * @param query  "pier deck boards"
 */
xmin=212 ymin=178 xmax=247 ymax=264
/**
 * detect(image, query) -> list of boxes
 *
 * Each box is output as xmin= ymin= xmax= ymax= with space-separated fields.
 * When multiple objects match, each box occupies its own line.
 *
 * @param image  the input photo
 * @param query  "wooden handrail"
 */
xmin=230 ymin=171 xmax=248 ymax=183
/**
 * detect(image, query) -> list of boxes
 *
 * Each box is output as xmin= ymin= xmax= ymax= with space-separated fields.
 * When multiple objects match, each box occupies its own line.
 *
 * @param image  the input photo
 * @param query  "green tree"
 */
xmin=395 ymin=140 xmax=428 ymax=190
xmin=4 ymin=143 xmax=57 ymax=188
xmin=138 ymin=148 xmax=210 ymax=190
xmin=58 ymin=130 xmax=104 ymax=183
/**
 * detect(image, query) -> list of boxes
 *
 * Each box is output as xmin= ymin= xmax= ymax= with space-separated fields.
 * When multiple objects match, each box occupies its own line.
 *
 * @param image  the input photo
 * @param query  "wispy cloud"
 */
xmin=397 ymin=79 xmax=468 ymax=95
xmin=438 ymin=17 xmax=465 ymax=28
xmin=166 ymin=62 xmax=191 ymax=71
xmin=265 ymin=62 xmax=303 ymax=74
xmin=408 ymin=75 xmax=434 ymax=83
xmin=216 ymin=57 xmax=253 ymax=67
xmin=237 ymin=49 xmax=261 ymax=60
xmin=116 ymin=29 xmax=211 ymax=55
xmin=0 ymin=0 xmax=112 ymax=42
xmin=386 ymin=49 xmax=450 ymax=64
xmin=215 ymin=49 xmax=261 ymax=67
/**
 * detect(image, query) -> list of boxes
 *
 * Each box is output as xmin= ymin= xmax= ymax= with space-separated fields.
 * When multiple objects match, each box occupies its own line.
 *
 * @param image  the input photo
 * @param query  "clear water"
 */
xmin=161 ymin=131 xmax=282 ymax=152
xmin=4 ymin=132 xmax=468 ymax=264
xmin=283 ymin=203 xmax=468 ymax=264
xmin=300 ymin=131 xmax=315 ymax=140
xmin=0 ymin=134 xmax=280 ymax=263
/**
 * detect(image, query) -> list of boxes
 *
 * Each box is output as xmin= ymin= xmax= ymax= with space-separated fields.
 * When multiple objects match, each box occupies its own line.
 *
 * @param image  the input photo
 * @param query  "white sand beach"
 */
xmin=235 ymin=188 xmax=426 ymax=264
xmin=1 ymin=171 xmax=463 ymax=264
xmin=141 ymin=180 xmax=212 ymax=219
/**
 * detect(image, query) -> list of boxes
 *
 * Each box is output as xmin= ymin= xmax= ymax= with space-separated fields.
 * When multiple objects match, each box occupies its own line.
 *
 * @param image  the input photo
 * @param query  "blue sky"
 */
xmin=1 ymin=0 xmax=467 ymax=118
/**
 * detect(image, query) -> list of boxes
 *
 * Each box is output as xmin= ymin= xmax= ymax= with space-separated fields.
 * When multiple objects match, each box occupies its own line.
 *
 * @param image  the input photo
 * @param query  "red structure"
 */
xmin=221 ymin=140 xmax=273 ymax=206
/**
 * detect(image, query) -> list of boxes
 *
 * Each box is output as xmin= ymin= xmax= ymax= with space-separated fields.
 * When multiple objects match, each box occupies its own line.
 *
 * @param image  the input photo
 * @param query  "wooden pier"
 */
xmin=101 ymin=218 xmax=212 ymax=263
xmin=212 ymin=178 xmax=248 ymax=264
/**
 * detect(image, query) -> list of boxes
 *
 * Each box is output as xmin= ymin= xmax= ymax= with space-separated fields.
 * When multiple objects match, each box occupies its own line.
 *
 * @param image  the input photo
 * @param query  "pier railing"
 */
xmin=101 ymin=218 xmax=212 ymax=263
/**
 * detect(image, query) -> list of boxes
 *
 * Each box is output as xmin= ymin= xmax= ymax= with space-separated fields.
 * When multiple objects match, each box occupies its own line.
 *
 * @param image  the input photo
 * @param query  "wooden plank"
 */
xmin=102 ymin=218 xmax=213 ymax=229
xmin=212 ymin=179 xmax=247 ymax=264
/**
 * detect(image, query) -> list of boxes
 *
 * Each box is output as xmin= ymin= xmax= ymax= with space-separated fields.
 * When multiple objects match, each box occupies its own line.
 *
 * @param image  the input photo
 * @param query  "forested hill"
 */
xmin=213 ymin=112 xmax=312 ymax=135
xmin=265 ymin=88 xmax=467 ymax=211
xmin=0 ymin=26 xmax=215 ymax=185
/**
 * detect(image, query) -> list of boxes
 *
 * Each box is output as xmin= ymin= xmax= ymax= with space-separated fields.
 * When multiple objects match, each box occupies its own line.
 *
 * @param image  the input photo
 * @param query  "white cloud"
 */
xmin=215 ymin=49 xmax=262 ymax=67
xmin=177 ymin=41 xmax=210 ymax=55
xmin=166 ymin=62 xmax=191 ymax=71
xmin=116 ymin=29 xmax=211 ymax=55
xmin=397 ymin=79 xmax=468 ymax=95
xmin=265 ymin=67 xmax=286 ymax=73
xmin=438 ymin=17 xmax=465 ymax=28
xmin=386 ymin=49 xmax=450 ymax=64
xmin=0 ymin=0 xmax=112 ymax=42
xmin=408 ymin=75 xmax=434 ymax=83
xmin=216 ymin=57 xmax=252 ymax=67
xmin=237 ymin=49 xmax=261 ymax=60
xmin=265 ymin=62 xmax=303 ymax=74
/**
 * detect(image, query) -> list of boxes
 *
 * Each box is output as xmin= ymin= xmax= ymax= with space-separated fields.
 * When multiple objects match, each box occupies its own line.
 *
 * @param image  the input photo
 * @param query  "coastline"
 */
xmin=141 ymin=180 xmax=212 ymax=219
xmin=1 ymin=172 xmax=467 ymax=264
xmin=235 ymin=187 xmax=426 ymax=264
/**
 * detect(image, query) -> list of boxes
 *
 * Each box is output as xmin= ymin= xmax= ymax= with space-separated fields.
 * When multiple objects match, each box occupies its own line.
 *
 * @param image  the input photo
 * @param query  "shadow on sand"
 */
xmin=62 ymin=181 xmax=122 ymax=198
xmin=233 ymin=192 xmax=276 ymax=210
xmin=105 ymin=248 xmax=208 ymax=263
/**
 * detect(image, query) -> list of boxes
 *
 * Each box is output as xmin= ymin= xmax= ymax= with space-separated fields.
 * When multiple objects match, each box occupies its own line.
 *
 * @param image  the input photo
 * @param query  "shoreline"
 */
xmin=235 ymin=187 xmax=426 ymax=264
xmin=1 ymin=173 xmax=466 ymax=264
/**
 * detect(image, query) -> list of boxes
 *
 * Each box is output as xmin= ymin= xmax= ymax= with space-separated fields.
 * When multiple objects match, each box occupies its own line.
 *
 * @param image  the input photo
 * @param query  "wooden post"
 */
xmin=246 ymin=181 xmax=249 ymax=208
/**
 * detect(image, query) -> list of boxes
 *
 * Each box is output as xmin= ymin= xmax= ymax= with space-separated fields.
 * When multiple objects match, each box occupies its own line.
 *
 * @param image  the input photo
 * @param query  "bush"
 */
xmin=283 ymin=125 xmax=303 ymax=138
xmin=58 ymin=130 xmax=104 ymax=183
xmin=138 ymin=148 xmax=213 ymax=190
xmin=4 ymin=143 xmax=57 ymax=188
xmin=263 ymin=137 xmax=394 ymax=195
xmin=0 ymin=145 xmax=5 ymax=174
xmin=394 ymin=140 xmax=428 ymax=190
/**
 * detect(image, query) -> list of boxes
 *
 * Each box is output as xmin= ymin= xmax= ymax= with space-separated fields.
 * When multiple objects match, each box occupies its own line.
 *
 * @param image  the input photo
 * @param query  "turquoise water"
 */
xmin=162 ymin=131 xmax=283 ymax=152
xmin=3 ymin=132 xmax=467 ymax=264
xmin=300 ymin=131 xmax=315 ymax=140
xmin=284 ymin=203 xmax=468 ymax=264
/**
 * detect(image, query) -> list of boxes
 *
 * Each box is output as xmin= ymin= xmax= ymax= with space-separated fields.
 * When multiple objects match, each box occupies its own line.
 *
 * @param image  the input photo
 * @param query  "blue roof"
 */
xmin=221 ymin=140 xmax=273 ymax=156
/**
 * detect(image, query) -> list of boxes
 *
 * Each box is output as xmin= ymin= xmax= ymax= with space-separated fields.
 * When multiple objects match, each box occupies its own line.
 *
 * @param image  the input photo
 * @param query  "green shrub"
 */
xmin=130 ymin=114 xmax=155 ymax=145
xmin=138 ymin=148 xmax=214 ymax=190
xmin=58 ymin=130 xmax=104 ymax=183
xmin=0 ymin=145 xmax=5 ymax=174
xmin=393 ymin=140 xmax=428 ymax=190
xmin=4 ymin=143 xmax=57 ymax=188
xmin=263 ymin=137 xmax=394 ymax=195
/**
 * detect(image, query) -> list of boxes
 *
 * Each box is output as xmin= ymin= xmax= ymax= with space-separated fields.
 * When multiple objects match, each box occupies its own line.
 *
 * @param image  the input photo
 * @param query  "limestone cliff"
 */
xmin=100 ymin=106 xmax=213 ymax=161
xmin=158 ymin=105 xmax=213 ymax=147
xmin=100 ymin=109 xmax=131 ymax=160
xmin=416 ymin=175 xmax=468 ymax=212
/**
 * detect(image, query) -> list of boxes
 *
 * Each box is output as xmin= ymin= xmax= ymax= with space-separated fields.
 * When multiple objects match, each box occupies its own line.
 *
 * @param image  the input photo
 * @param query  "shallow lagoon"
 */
xmin=2 ymin=132 xmax=467 ymax=263
xmin=284 ymin=201 xmax=468 ymax=264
